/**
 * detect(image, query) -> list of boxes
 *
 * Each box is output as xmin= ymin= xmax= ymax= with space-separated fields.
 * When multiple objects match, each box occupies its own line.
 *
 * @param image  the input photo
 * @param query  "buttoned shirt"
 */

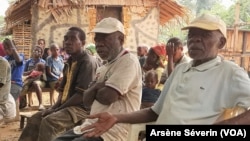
xmin=152 ymin=56 xmax=250 ymax=124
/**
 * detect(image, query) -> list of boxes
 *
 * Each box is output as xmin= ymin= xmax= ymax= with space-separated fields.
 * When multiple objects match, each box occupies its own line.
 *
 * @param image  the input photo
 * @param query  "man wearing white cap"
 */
xmin=54 ymin=17 xmax=142 ymax=141
xmin=74 ymin=13 xmax=250 ymax=137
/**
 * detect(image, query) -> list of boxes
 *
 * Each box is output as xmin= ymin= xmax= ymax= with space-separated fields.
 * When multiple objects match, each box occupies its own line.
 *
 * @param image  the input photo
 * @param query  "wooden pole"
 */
xmin=233 ymin=2 xmax=240 ymax=60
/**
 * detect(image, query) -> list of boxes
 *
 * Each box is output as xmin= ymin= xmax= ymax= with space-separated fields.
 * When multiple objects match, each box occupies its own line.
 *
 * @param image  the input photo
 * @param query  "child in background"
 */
xmin=137 ymin=44 xmax=149 ymax=68
xmin=139 ymin=70 xmax=161 ymax=141
xmin=140 ymin=70 xmax=161 ymax=109
xmin=143 ymin=45 xmax=167 ymax=90
xmin=137 ymin=44 xmax=149 ymax=84
xmin=60 ymin=47 xmax=69 ymax=62
xmin=20 ymin=63 xmax=45 ymax=96
xmin=46 ymin=43 xmax=64 ymax=105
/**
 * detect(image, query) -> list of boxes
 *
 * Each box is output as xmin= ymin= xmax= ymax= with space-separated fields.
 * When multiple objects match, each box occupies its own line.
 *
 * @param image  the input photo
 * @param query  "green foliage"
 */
xmin=0 ymin=16 xmax=4 ymax=23
xmin=0 ymin=15 xmax=6 ymax=41
xmin=196 ymin=0 xmax=217 ymax=15
xmin=158 ymin=0 xmax=250 ymax=42
xmin=158 ymin=0 xmax=217 ymax=43
xmin=158 ymin=21 xmax=187 ymax=44
xmin=200 ymin=2 xmax=235 ymax=28
xmin=238 ymin=0 xmax=250 ymax=29
xmin=7 ymin=0 xmax=15 ymax=3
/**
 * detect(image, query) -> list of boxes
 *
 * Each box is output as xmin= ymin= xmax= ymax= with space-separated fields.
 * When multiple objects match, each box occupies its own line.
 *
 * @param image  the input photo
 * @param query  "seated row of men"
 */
xmin=1 ymin=14 xmax=250 ymax=141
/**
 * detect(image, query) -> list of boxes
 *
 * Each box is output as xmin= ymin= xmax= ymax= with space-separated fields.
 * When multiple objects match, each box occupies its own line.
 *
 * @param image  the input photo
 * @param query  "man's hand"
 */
xmin=3 ymin=38 xmax=16 ymax=50
xmin=167 ymin=42 xmax=175 ymax=57
xmin=92 ymin=81 xmax=106 ymax=90
xmin=81 ymin=112 xmax=117 ymax=138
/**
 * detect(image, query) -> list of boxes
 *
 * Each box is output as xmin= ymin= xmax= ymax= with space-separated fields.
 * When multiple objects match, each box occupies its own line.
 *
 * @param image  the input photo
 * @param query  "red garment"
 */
xmin=151 ymin=45 xmax=167 ymax=68
xmin=0 ymin=43 xmax=6 ymax=57
xmin=29 ymin=70 xmax=43 ymax=78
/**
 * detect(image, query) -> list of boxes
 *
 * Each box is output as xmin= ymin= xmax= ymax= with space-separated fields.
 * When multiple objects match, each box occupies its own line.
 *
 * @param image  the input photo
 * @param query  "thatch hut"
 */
xmin=3 ymin=0 xmax=188 ymax=59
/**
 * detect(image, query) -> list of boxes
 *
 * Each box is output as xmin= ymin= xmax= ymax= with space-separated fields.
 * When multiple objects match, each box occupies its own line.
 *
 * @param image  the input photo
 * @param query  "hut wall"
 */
xmin=30 ymin=5 xmax=160 ymax=55
xmin=13 ymin=23 xmax=31 ymax=59
xmin=125 ymin=7 xmax=159 ymax=52
xmin=31 ymin=5 xmax=90 ymax=52
xmin=219 ymin=29 xmax=250 ymax=74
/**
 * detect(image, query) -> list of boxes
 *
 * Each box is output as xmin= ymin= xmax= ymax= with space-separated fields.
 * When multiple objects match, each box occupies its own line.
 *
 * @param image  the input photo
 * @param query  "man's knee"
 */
xmin=40 ymin=114 xmax=63 ymax=130
xmin=27 ymin=111 xmax=43 ymax=124
xmin=41 ymin=115 xmax=54 ymax=127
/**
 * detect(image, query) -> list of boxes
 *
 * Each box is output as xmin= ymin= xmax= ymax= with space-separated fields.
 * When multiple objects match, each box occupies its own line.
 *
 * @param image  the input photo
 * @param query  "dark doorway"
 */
xmin=96 ymin=7 xmax=122 ymax=22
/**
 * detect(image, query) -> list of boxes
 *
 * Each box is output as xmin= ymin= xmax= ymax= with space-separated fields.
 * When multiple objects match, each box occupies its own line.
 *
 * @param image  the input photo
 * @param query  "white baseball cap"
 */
xmin=91 ymin=17 xmax=125 ymax=35
xmin=182 ymin=13 xmax=227 ymax=38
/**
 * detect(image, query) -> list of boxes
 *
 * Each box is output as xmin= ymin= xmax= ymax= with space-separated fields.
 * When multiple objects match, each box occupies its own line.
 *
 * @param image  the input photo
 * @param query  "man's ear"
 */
xmin=118 ymin=34 xmax=124 ymax=45
xmin=219 ymin=37 xmax=226 ymax=49
xmin=82 ymin=40 xmax=86 ymax=47
xmin=179 ymin=46 xmax=184 ymax=51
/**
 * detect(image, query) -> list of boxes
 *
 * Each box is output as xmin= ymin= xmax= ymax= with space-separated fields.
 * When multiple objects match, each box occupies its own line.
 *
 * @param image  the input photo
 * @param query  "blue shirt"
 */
xmin=24 ymin=58 xmax=46 ymax=71
xmin=141 ymin=87 xmax=161 ymax=103
xmin=46 ymin=56 xmax=64 ymax=81
xmin=5 ymin=53 xmax=25 ymax=87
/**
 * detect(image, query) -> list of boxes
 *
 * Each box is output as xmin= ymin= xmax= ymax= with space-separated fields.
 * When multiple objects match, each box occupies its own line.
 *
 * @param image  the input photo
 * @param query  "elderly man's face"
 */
xmin=187 ymin=28 xmax=225 ymax=64
xmin=94 ymin=32 xmax=123 ymax=61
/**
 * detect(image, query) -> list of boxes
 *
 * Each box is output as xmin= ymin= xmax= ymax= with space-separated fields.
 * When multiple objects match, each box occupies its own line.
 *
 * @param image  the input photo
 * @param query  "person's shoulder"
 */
xmin=45 ymin=56 xmax=53 ymax=63
xmin=0 ymin=57 xmax=10 ymax=71
xmin=155 ymin=88 xmax=161 ymax=93
xmin=121 ymin=51 xmax=140 ymax=64
xmin=219 ymin=59 xmax=247 ymax=74
xmin=222 ymin=59 xmax=238 ymax=65
xmin=40 ymin=58 xmax=46 ymax=63
xmin=79 ymin=51 xmax=92 ymax=60
xmin=172 ymin=61 xmax=191 ymax=73
xmin=18 ymin=53 xmax=25 ymax=60
xmin=0 ymin=56 xmax=8 ymax=64
xmin=82 ymin=52 xmax=99 ymax=63
xmin=19 ymin=53 xmax=25 ymax=57
xmin=46 ymin=55 xmax=52 ymax=59
xmin=25 ymin=58 xmax=33 ymax=63
xmin=58 ymin=55 xmax=64 ymax=62
xmin=4 ymin=55 xmax=9 ymax=59
xmin=182 ymin=55 xmax=192 ymax=63
xmin=78 ymin=52 xmax=99 ymax=67
xmin=220 ymin=58 xmax=241 ymax=68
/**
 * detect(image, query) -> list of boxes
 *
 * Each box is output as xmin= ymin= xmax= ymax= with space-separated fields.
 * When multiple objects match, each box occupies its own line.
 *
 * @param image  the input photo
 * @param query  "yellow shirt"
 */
xmin=61 ymin=61 xmax=77 ymax=104
xmin=155 ymin=67 xmax=165 ymax=90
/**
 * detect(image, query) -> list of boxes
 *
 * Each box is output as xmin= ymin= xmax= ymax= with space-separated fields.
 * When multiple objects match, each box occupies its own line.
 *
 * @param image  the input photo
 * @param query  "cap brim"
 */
xmin=181 ymin=22 xmax=219 ymax=31
xmin=91 ymin=28 xmax=116 ymax=34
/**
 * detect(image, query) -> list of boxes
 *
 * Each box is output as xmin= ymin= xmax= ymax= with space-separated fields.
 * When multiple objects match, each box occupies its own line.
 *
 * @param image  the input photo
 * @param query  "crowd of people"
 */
xmin=76 ymin=14 xmax=250 ymax=141
xmin=0 ymin=13 xmax=250 ymax=141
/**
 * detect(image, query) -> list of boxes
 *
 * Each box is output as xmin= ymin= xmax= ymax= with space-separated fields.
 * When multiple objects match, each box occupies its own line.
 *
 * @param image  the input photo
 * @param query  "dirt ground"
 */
xmin=0 ymin=92 xmax=58 ymax=141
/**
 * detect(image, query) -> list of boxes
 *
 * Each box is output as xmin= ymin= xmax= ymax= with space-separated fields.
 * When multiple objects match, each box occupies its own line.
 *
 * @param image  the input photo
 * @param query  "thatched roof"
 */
xmin=3 ymin=0 xmax=188 ymax=33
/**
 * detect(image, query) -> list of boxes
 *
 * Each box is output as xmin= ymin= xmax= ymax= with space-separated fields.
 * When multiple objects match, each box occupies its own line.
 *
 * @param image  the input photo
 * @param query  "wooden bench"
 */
xmin=28 ymin=86 xmax=57 ymax=106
